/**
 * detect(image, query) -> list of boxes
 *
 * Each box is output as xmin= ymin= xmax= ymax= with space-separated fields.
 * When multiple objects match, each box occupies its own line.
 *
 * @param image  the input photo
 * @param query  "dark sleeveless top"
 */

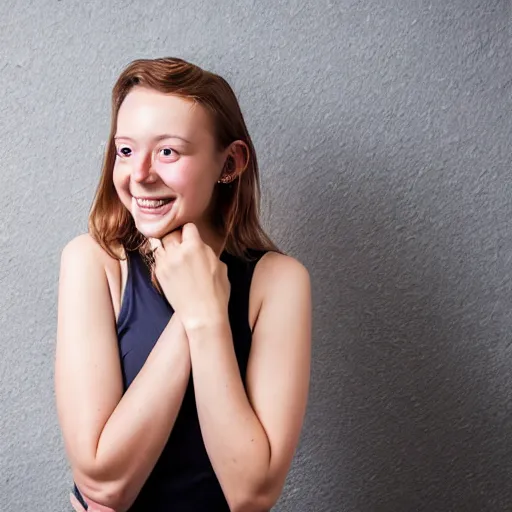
xmin=73 ymin=247 xmax=267 ymax=511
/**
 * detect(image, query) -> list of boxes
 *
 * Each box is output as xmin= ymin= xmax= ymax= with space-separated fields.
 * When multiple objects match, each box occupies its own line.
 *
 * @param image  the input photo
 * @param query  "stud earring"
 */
xmin=218 ymin=159 xmax=236 ymax=184
xmin=217 ymin=175 xmax=235 ymax=184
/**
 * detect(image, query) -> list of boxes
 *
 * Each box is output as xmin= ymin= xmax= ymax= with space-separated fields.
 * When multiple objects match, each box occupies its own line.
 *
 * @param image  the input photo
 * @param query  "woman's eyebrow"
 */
xmin=114 ymin=134 xmax=192 ymax=144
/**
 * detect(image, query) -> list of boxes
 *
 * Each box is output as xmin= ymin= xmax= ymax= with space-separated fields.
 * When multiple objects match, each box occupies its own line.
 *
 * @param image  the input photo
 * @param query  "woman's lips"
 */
xmin=132 ymin=196 xmax=175 ymax=216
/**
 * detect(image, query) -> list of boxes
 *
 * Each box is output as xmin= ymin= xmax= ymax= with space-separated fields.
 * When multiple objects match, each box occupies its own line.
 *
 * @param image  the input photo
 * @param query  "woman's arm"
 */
xmin=55 ymin=234 xmax=191 ymax=511
xmin=187 ymin=252 xmax=312 ymax=512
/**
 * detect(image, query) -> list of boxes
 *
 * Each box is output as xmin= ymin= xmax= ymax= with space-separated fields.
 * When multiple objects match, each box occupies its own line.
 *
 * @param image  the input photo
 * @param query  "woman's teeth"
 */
xmin=136 ymin=197 xmax=172 ymax=208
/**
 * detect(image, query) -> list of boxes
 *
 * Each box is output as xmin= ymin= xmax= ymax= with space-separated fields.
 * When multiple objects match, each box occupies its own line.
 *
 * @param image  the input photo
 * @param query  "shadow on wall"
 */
xmin=278 ymin=149 xmax=511 ymax=512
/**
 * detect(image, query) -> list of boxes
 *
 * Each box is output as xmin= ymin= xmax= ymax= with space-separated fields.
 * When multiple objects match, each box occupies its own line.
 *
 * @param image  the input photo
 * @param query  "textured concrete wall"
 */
xmin=1 ymin=1 xmax=511 ymax=511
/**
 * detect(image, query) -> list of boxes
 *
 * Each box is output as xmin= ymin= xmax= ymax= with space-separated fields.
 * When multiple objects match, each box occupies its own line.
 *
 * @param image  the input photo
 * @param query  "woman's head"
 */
xmin=89 ymin=57 xmax=278 ymax=258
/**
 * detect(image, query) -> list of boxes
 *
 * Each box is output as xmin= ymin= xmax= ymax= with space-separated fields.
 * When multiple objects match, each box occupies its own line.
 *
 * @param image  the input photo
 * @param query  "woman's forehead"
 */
xmin=117 ymin=87 xmax=211 ymax=141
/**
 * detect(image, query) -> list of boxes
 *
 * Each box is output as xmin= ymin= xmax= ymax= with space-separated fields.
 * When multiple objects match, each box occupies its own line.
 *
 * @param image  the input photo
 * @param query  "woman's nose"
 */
xmin=131 ymin=153 xmax=157 ymax=183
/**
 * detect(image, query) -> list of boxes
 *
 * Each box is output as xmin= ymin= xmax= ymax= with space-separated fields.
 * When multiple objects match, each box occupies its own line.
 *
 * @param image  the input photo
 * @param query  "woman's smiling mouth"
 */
xmin=133 ymin=196 xmax=176 ymax=215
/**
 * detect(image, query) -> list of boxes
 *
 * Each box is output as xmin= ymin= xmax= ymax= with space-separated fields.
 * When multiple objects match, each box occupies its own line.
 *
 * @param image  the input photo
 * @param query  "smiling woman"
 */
xmin=55 ymin=57 xmax=311 ymax=512
xmin=111 ymin=88 xmax=230 ymax=243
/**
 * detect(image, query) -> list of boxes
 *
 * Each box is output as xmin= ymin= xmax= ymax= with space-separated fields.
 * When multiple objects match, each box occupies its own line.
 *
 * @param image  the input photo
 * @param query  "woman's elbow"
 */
xmin=228 ymin=489 xmax=279 ymax=512
xmin=73 ymin=472 xmax=131 ymax=511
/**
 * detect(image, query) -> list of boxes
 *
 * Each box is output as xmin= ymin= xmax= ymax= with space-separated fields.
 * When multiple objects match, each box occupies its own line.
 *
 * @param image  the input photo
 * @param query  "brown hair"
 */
xmin=88 ymin=56 xmax=280 ymax=261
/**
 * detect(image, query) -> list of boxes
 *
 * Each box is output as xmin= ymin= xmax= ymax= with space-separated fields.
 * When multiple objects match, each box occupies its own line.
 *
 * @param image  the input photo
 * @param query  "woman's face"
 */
xmin=113 ymin=86 xmax=225 ymax=240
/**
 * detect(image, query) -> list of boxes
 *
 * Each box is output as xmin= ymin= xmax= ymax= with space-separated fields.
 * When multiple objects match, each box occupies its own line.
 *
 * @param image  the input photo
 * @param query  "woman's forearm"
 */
xmin=76 ymin=315 xmax=190 ymax=510
xmin=187 ymin=320 xmax=272 ymax=511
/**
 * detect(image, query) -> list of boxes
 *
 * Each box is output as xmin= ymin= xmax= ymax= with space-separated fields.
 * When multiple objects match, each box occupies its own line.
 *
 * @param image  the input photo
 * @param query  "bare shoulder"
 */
xmin=61 ymin=233 xmax=122 ymax=264
xmin=60 ymin=234 xmax=125 ymax=319
xmin=249 ymin=251 xmax=310 ymax=331
xmin=61 ymin=234 xmax=126 ymax=281
xmin=254 ymin=251 xmax=310 ymax=290
xmin=59 ymin=235 xmax=103 ymax=284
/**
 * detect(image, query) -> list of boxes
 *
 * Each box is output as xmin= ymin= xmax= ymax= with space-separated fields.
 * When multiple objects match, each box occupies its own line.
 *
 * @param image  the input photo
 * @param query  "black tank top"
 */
xmin=73 ymin=247 xmax=267 ymax=511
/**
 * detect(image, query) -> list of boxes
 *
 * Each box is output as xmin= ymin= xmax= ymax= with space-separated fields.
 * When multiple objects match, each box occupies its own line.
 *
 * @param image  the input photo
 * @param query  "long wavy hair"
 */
xmin=88 ymin=56 xmax=280 ymax=264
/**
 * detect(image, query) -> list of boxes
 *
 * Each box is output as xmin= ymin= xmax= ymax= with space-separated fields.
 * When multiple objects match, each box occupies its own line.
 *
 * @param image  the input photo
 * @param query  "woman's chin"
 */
xmin=129 ymin=196 xmax=182 ymax=239
xmin=134 ymin=219 xmax=179 ymax=240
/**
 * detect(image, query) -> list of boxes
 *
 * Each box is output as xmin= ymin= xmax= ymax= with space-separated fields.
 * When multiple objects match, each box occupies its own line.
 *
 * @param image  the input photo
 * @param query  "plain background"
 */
xmin=1 ymin=1 xmax=511 ymax=511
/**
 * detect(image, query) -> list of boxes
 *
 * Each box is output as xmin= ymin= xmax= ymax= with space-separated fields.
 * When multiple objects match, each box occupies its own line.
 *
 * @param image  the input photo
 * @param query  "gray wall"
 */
xmin=1 ymin=1 xmax=511 ymax=511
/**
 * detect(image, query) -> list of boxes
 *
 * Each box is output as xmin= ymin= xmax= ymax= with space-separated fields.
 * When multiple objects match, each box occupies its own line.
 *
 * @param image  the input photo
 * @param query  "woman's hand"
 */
xmin=152 ymin=223 xmax=230 ymax=332
xmin=70 ymin=492 xmax=117 ymax=512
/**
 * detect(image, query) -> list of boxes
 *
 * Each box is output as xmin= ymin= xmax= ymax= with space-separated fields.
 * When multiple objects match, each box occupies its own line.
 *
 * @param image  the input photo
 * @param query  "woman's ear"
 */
xmin=218 ymin=140 xmax=249 ymax=184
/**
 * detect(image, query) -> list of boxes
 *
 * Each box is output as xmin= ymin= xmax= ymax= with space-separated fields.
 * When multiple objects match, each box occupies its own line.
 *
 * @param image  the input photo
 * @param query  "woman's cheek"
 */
xmin=158 ymin=161 xmax=198 ymax=193
xmin=112 ymin=166 xmax=130 ymax=200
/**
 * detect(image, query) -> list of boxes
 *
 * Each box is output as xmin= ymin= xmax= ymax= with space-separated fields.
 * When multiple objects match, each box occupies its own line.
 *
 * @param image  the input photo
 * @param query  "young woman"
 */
xmin=55 ymin=57 xmax=311 ymax=512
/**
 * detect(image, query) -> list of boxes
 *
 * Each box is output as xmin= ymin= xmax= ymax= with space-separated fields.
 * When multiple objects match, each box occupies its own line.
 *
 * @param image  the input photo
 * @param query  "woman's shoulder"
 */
xmin=254 ymin=250 xmax=309 ymax=278
xmin=251 ymin=250 xmax=310 ymax=297
xmin=60 ymin=234 xmax=126 ymax=318
xmin=61 ymin=233 xmax=124 ymax=265
xmin=60 ymin=233 xmax=124 ymax=290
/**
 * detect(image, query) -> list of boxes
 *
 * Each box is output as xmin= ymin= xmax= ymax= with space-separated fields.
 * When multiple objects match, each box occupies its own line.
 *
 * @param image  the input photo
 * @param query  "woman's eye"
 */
xmin=117 ymin=146 xmax=132 ymax=157
xmin=160 ymin=148 xmax=175 ymax=157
